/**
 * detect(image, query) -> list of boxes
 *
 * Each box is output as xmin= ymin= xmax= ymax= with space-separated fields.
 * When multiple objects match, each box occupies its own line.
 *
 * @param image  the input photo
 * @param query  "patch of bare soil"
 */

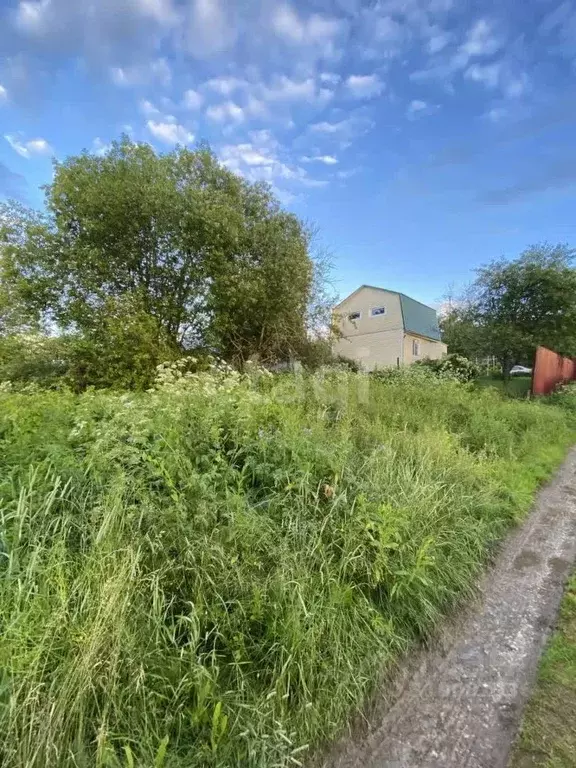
xmin=321 ymin=449 xmax=576 ymax=768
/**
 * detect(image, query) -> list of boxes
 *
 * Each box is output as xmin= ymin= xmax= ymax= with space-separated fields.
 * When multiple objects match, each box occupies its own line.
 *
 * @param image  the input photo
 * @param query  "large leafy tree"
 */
xmin=0 ymin=137 xmax=315 ymax=368
xmin=442 ymin=244 xmax=576 ymax=375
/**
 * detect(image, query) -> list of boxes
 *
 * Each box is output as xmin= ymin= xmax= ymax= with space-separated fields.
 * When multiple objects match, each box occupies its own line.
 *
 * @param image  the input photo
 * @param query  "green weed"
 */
xmin=0 ymin=369 xmax=572 ymax=767
xmin=510 ymin=575 xmax=576 ymax=767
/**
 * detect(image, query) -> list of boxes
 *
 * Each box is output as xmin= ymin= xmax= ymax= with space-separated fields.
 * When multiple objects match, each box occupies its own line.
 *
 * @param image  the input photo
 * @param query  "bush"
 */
xmin=415 ymin=353 xmax=480 ymax=383
xmin=547 ymin=382 xmax=576 ymax=413
xmin=0 ymin=333 xmax=72 ymax=388
xmin=0 ymin=371 xmax=572 ymax=767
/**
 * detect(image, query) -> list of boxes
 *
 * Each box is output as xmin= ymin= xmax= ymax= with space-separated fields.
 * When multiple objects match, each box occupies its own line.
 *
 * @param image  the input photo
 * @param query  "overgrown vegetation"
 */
xmin=441 ymin=244 xmax=576 ymax=376
xmin=511 ymin=573 xmax=576 ymax=767
xmin=0 ymin=138 xmax=334 ymax=391
xmin=0 ymin=367 xmax=572 ymax=768
xmin=547 ymin=382 xmax=576 ymax=414
xmin=415 ymin=353 xmax=480 ymax=383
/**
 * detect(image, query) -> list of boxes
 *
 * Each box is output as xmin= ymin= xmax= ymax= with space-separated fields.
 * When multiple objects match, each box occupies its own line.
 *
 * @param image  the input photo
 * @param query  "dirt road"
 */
xmin=323 ymin=448 xmax=576 ymax=768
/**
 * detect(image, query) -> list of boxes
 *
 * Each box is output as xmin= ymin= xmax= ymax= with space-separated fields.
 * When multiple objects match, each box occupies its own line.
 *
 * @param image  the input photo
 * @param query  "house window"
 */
xmin=371 ymin=306 xmax=386 ymax=317
xmin=348 ymin=311 xmax=361 ymax=321
xmin=412 ymin=339 xmax=421 ymax=357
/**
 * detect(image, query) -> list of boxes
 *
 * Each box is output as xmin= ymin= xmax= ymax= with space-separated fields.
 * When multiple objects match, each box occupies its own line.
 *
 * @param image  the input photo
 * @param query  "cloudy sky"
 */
xmin=1 ymin=0 xmax=576 ymax=303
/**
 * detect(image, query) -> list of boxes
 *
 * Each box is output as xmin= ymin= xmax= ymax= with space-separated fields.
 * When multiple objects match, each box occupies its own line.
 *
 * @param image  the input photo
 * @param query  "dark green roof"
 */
xmin=398 ymin=293 xmax=442 ymax=341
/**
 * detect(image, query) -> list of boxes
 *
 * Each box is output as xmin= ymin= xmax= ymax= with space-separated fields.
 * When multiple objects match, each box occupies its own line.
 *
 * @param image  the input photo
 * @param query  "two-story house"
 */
xmin=333 ymin=285 xmax=447 ymax=371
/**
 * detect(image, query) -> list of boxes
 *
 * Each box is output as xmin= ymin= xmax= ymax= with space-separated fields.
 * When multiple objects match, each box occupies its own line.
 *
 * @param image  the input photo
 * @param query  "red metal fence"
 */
xmin=532 ymin=346 xmax=576 ymax=396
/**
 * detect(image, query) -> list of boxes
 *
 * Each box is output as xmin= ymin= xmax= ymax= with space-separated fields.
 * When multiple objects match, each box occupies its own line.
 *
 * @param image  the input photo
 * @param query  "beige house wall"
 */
xmin=403 ymin=333 xmax=447 ymax=365
xmin=334 ymin=288 xmax=404 ymax=338
xmin=333 ymin=328 xmax=404 ymax=371
xmin=333 ymin=288 xmax=404 ymax=371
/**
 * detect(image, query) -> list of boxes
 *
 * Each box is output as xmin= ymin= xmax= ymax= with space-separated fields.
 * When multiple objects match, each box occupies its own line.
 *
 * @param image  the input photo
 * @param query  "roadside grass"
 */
xmin=475 ymin=375 xmax=532 ymax=399
xmin=0 ymin=368 xmax=573 ymax=767
xmin=510 ymin=575 xmax=576 ymax=768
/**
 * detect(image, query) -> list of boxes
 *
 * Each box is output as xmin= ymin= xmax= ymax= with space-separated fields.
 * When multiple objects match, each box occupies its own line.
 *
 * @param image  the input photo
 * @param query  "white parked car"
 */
xmin=510 ymin=365 xmax=533 ymax=375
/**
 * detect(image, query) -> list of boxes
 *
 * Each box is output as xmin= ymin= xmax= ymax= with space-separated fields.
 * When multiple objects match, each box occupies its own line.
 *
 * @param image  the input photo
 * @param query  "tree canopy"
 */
xmin=0 ymin=138 xmax=320 ymax=385
xmin=441 ymin=244 xmax=576 ymax=374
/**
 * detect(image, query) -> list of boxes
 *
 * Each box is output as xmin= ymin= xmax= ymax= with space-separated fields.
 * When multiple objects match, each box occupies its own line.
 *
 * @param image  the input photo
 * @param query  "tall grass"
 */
xmin=0 ymin=368 xmax=572 ymax=767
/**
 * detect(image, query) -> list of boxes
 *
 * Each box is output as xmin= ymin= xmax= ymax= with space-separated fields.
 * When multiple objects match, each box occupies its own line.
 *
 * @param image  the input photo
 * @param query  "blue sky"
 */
xmin=1 ymin=0 xmax=576 ymax=306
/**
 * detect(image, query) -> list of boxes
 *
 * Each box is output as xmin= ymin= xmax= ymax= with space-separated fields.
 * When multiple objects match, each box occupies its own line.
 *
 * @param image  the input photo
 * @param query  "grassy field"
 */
xmin=511 ymin=574 xmax=576 ymax=767
xmin=475 ymin=374 xmax=533 ymax=399
xmin=0 ymin=366 xmax=573 ymax=767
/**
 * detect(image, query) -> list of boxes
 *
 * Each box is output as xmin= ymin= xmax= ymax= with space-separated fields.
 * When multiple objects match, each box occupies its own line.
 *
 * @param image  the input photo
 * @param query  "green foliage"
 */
xmin=65 ymin=295 xmax=179 ymax=391
xmin=0 ymin=137 xmax=317 ymax=368
xmin=0 ymin=370 xmax=572 ymax=767
xmin=0 ymin=333 xmax=72 ymax=388
xmin=440 ymin=306 xmax=487 ymax=361
xmin=442 ymin=243 xmax=576 ymax=375
xmin=415 ymin=353 xmax=480 ymax=383
xmin=474 ymin=375 xmax=532 ymax=400
xmin=546 ymin=382 xmax=576 ymax=413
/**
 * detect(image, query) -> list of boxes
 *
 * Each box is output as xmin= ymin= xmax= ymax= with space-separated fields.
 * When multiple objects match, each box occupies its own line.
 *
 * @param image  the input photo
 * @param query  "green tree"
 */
xmin=1 ymin=137 xmax=317 ymax=376
xmin=444 ymin=244 xmax=576 ymax=376
xmin=440 ymin=305 xmax=488 ymax=361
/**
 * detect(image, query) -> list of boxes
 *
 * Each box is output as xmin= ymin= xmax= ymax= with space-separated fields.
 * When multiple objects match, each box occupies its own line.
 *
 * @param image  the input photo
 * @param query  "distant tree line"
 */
xmin=440 ymin=244 xmax=576 ymax=377
xmin=0 ymin=137 xmax=334 ymax=389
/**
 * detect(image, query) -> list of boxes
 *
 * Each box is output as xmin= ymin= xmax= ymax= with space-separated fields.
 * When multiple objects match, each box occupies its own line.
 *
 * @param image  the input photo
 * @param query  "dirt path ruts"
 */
xmin=322 ymin=448 xmax=576 ymax=768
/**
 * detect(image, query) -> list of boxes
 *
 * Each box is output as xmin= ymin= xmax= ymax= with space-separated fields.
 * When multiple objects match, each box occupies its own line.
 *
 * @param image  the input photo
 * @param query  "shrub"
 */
xmin=415 ymin=353 xmax=480 ymax=383
xmin=547 ymin=382 xmax=576 ymax=413
xmin=0 ymin=333 xmax=72 ymax=388
xmin=0 ymin=371 xmax=572 ymax=767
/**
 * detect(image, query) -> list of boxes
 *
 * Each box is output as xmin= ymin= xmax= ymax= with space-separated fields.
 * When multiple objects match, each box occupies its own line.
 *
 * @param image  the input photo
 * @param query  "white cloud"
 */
xmin=311 ymin=121 xmax=343 ymax=134
xmin=183 ymin=0 xmax=238 ymax=57
xmin=459 ymin=19 xmax=501 ymax=59
xmin=15 ymin=0 xmax=59 ymax=36
xmin=182 ymin=88 xmax=203 ymax=110
xmin=411 ymin=18 xmax=504 ymax=85
xmin=200 ymin=74 xmax=334 ymax=124
xmin=373 ymin=15 xmax=404 ymax=43
xmin=14 ymin=0 xmax=178 ymax=71
xmin=92 ymin=137 xmax=111 ymax=156
xmin=150 ymin=58 xmax=172 ymax=85
xmin=206 ymin=101 xmax=246 ymax=123
xmin=222 ymin=143 xmax=276 ymax=169
xmin=203 ymin=76 xmax=248 ymax=96
xmin=427 ymin=29 xmax=451 ymax=54
xmin=345 ymin=74 xmax=384 ymax=99
xmin=219 ymin=133 xmax=327 ymax=190
xmin=259 ymin=76 xmax=335 ymax=107
xmin=302 ymin=155 xmax=338 ymax=165
xmin=17 ymin=0 xmax=177 ymax=34
xmin=269 ymin=76 xmax=315 ymax=101
xmin=111 ymin=58 xmax=171 ymax=87
xmin=147 ymin=120 xmax=194 ymax=144
xmin=504 ymin=73 xmax=529 ymax=99
xmin=465 ymin=63 xmax=501 ymax=89
xmin=5 ymin=133 xmax=52 ymax=158
xmin=465 ymin=63 xmax=529 ymax=99
xmin=139 ymin=99 xmax=161 ymax=116
xmin=134 ymin=0 xmax=176 ymax=25
xmin=310 ymin=115 xmax=375 ymax=141
xmin=320 ymin=72 xmax=341 ymax=86
xmin=271 ymin=3 xmax=345 ymax=56
xmin=408 ymin=99 xmax=428 ymax=114
xmin=407 ymin=99 xmax=438 ymax=119
xmin=0 ymin=85 xmax=7 ymax=103
xmin=486 ymin=107 xmax=508 ymax=123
